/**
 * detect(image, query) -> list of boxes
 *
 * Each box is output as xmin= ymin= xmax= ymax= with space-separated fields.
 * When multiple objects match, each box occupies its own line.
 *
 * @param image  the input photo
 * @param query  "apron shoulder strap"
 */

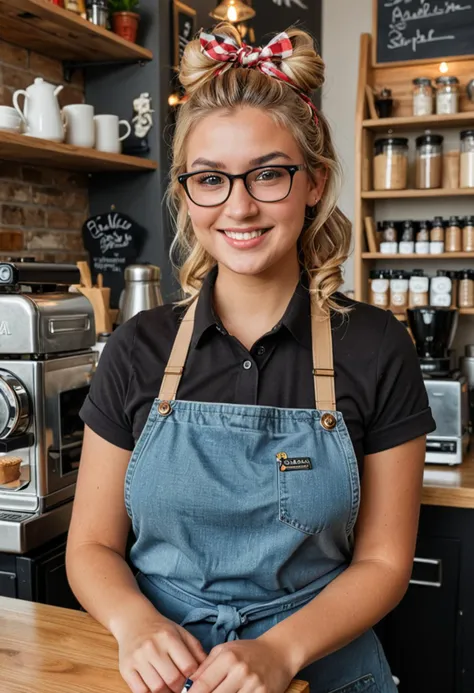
xmin=158 ymin=298 xmax=197 ymax=401
xmin=310 ymin=286 xmax=336 ymax=412
xmin=158 ymin=283 xmax=336 ymax=412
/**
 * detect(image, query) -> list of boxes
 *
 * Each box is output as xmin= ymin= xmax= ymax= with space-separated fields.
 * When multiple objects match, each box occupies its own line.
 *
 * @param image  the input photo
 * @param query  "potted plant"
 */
xmin=108 ymin=0 xmax=140 ymax=43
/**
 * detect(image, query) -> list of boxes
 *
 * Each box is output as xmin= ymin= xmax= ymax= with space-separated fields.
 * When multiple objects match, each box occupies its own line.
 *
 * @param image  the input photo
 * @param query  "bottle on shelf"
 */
xmin=430 ymin=270 xmax=453 ymax=307
xmin=373 ymin=138 xmax=408 ymax=191
xmin=412 ymin=78 xmax=434 ymax=116
xmin=399 ymin=220 xmax=415 ymax=254
xmin=459 ymin=270 xmax=474 ymax=309
xmin=369 ymin=269 xmax=390 ymax=308
xmin=446 ymin=216 xmax=462 ymax=252
xmin=435 ymin=75 xmax=460 ymax=114
xmin=380 ymin=220 xmax=398 ymax=254
xmin=408 ymin=270 xmax=429 ymax=308
xmin=415 ymin=133 xmax=443 ymax=190
xmin=415 ymin=220 xmax=430 ymax=254
xmin=463 ymin=216 xmax=474 ymax=252
xmin=389 ymin=270 xmax=409 ymax=314
xmin=430 ymin=216 xmax=445 ymax=254
xmin=460 ymin=130 xmax=474 ymax=189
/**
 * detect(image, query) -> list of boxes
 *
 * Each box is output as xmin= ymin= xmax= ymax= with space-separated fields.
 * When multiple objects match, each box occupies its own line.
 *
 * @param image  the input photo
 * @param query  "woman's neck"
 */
xmin=212 ymin=256 xmax=301 ymax=351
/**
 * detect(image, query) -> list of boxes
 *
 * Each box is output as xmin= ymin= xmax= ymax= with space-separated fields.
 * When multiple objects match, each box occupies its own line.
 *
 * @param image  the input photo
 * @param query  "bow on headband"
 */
xmin=199 ymin=31 xmax=318 ymax=125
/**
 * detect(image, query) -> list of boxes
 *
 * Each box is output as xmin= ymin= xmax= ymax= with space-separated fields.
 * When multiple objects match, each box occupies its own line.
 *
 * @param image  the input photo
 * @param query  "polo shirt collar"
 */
xmin=190 ymin=266 xmax=312 ymax=350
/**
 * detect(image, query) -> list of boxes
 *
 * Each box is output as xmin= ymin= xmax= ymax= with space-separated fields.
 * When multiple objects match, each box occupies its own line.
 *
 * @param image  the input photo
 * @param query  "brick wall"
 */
xmin=0 ymin=40 xmax=88 ymax=263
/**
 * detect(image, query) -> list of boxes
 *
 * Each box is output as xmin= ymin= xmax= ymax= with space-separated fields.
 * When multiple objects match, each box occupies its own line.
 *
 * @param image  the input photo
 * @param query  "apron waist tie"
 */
xmin=181 ymin=603 xmax=245 ymax=643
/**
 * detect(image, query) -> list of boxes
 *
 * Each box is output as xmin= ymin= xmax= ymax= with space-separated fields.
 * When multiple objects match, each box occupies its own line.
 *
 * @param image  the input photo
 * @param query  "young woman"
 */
xmin=66 ymin=24 xmax=435 ymax=693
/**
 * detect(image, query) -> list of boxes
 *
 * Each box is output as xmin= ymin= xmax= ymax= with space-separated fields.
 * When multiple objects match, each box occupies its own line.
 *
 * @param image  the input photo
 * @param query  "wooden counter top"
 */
xmin=0 ymin=597 xmax=309 ymax=693
xmin=422 ymin=441 xmax=474 ymax=509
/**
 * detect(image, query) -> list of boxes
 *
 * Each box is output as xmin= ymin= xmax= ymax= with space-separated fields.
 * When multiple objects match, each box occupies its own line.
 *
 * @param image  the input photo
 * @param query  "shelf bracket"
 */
xmin=63 ymin=59 xmax=147 ymax=83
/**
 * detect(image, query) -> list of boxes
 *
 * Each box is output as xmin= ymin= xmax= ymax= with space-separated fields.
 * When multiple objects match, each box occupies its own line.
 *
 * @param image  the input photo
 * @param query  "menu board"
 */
xmin=82 ymin=211 xmax=146 ymax=307
xmin=375 ymin=0 xmax=474 ymax=65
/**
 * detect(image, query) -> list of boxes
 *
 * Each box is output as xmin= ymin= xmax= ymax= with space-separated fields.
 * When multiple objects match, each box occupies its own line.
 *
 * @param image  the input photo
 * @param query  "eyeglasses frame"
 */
xmin=177 ymin=164 xmax=307 ymax=207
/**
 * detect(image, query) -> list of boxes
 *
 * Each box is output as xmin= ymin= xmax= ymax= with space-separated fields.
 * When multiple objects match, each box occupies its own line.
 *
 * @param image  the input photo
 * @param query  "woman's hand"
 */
xmin=117 ymin=615 xmax=207 ymax=693
xmin=188 ymin=639 xmax=295 ymax=693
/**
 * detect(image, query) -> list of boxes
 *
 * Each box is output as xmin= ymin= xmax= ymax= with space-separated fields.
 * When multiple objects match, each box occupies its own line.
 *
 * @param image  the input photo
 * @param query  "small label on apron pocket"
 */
xmin=276 ymin=451 xmax=312 ymax=471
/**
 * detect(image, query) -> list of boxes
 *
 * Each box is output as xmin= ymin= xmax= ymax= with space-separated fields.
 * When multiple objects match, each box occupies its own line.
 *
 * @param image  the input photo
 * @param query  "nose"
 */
xmin=224 ymin=178 xmax=259 ymax=220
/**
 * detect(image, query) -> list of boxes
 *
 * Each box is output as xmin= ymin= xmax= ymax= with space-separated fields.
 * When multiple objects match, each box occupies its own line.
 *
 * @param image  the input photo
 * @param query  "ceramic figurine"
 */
xmin=122 ymin=92 xmax=154 ymax=156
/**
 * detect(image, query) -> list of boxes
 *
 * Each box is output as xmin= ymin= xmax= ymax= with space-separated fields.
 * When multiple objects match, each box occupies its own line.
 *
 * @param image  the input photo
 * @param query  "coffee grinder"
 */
xmin=406 ymin=307 xmax=470 ymax=465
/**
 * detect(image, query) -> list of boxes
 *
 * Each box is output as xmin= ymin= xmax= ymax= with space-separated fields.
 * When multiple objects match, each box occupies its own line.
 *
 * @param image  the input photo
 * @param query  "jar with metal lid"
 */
xmin=430 ymin=270 xmax=453 ymax=307
xmin=430 ymin=216 xmax=445 ymax=254
xmin=460 ymin=130 xmax=474 ymax=188
xmin=390 ymin=270 xmax=409 ymax=313
xmin=415 ymin=133 xmax=443 ymax=189
xmin=399 ymin=220 xmax=415 ymax=254
xmin=373 ymin=138 xmax=408 ymax=190
xmin=413 ymin=78 xmax=434 ymax=116
xmin=463 ymin=215 xmax=474 ymax=252
xmin=369 ymin=269 xmax=390 ymax=308
xmin=435 ymin=75 xmax=460 ymax=114
xmin=459 ymin=270 xmax=474 ymax=308
xmin=415 ymin=220 xmax=430 ymax=254
xmin=409 ymin=269 xmax=429 ymax=308
xmin=380 ymin=220 xmax=398 ymax=254
xmin=446 ymin=215 xmax=462 ymax=252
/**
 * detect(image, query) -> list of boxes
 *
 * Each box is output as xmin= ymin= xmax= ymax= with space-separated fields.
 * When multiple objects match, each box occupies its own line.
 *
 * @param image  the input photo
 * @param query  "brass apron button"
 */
xmin=321 ymin=413 xmax=336 ymax=430
xmin=158 ymin=401 xmax=172 ymax=416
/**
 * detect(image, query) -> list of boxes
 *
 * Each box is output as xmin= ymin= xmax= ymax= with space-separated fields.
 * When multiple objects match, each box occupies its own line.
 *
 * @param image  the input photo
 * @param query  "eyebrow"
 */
xmin=190 ymin=151 xmax=292 ymax=169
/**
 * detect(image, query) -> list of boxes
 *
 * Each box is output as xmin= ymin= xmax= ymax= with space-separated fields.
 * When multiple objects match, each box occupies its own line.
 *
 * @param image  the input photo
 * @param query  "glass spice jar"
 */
xmin=460 ymin=130 xmax=474 ymax=188
xmin=430 ymin=216 xmax=445 ymax=254
xmin=399 ymin=220 xmax=415 ymax=254
xmin=413 ymin=78 xmax=434 ymax=116
xmin=436 ymin=76 xmax=460 ymax=115
xmin=409 ymin=269 xmax=429 ymax=308
xmin=380 ymin=220 xmax=398 ymax=254
xmin=415 ymin=133 xmax=443 ymax=189
xmin=415 ymin=220 xmax=430 ymax=254
xmin=373 ymin=138 xmax=409 ymax=190
xmin=430 ymin=270 xmax=453 ymax=307
xmin=446 ymin=216 xmax=462 ymax=252
xmin=390 ymin=270 xmax=409 ymax=314
xmin=449 ymin=271 xmax=459 ymax=308
xmin=463 ymin=215 xmax=474 ymax=252
xmin=458 ymin=270 xmax=474 ymax=308
xmin=369 ymin=270 xmax=390 ymax=308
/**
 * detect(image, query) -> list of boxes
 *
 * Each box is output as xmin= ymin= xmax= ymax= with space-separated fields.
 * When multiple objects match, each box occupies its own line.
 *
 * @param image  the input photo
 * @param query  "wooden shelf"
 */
xmin=362 ymin=253 xmax=474 ymax=260
xmin=0 ymin=0 xmax=152 ymax=62
xmin=362 ymin=188 xmax=474 ymax=199
xmin=363 ymin=111 xmax=474 ymax=132
xmin=0 ymin=131 xmax=157 ymax=173
xmin=395 ymin=310 xmax=474 ymax=319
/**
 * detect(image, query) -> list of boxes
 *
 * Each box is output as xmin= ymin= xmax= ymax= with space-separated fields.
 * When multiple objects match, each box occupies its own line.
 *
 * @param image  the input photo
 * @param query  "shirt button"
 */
xmin=257 ymin=346 xmax=265 ymax=355
xmin=243 ymin=360 xmax=252 ymax=370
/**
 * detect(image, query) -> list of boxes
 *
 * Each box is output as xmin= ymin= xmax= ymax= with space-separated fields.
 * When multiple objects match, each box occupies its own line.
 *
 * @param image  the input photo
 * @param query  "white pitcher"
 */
xmin=13 ymin=77 xmax=65 ymax=142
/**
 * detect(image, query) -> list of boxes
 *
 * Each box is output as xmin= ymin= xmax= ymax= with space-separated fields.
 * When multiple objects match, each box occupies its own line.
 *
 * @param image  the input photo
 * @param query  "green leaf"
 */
xmin=108 ymin=0 xmax=139 ymax=12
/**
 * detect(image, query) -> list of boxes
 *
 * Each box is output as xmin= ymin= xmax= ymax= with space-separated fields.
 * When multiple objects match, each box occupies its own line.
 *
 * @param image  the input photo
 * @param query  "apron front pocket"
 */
xmin=327 ymin=673 xmax=379 ymax=693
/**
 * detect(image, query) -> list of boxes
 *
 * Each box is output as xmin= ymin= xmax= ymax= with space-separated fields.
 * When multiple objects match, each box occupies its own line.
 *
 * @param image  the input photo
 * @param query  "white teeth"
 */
xmin=224 ymin=230 xmax=265 ymax=240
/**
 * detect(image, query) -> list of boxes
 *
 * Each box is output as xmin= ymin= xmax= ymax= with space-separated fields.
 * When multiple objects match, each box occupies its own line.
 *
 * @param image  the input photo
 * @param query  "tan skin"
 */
xmin=66 ymin=107 xmax=426 ymax=693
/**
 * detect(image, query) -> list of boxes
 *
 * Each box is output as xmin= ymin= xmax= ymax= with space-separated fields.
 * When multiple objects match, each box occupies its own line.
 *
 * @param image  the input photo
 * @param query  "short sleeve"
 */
xmin=364 ymin=312 xmax=436 ymax=455
xmin=80 ymin=317 xmax=138 ymax=450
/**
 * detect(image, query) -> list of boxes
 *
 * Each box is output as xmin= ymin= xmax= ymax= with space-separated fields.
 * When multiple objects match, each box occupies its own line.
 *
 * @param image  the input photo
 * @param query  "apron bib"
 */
xmin=124 ymin=286 xmax=397 ymax=693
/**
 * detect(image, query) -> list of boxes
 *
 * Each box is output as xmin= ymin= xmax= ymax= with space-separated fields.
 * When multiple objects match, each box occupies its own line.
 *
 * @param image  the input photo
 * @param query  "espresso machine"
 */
xmin=407 ymin=307 xmax=470 ymax=466
xmin=0 ymin=262 xmax=96 ymax=553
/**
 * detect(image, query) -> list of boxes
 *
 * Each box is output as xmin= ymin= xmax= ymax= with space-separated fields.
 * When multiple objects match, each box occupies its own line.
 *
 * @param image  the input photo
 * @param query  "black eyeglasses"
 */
xmin=178 ymin=164 xmax=306 ymax=207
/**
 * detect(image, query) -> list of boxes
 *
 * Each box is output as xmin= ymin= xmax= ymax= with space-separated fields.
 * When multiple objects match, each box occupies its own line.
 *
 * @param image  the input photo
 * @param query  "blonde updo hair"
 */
xmin=167 ymin=23 xmax=351 ymax=313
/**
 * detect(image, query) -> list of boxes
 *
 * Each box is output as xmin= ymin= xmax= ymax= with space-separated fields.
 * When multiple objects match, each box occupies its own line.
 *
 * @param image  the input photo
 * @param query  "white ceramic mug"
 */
xmin=63 ymin=103 xmax=95 ymax=148
xmin=94 ymin=114 xmax=131 ymax=154
xmin=0 ymin=105 xmax=22 ymax=133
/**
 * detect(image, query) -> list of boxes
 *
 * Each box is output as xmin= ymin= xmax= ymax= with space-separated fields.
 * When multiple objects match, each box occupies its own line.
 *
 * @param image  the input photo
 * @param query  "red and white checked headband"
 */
xmin=199 ymin=30 xmax=318 ymax=125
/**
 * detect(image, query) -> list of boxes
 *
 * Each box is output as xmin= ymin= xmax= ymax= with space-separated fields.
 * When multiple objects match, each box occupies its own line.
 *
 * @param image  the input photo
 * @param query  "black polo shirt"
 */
xmin=80 ymin=269 xmax=435 ymax=469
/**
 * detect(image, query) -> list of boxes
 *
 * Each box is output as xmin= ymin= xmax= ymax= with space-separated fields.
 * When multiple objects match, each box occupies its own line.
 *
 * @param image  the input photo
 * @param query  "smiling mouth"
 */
xmin=219 ymin=228 xmax=273 ymax=240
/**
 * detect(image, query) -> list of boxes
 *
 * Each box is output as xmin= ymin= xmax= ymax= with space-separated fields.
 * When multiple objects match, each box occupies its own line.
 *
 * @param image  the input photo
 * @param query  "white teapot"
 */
xmin=13 ymin=77 xmax=65 ymax=142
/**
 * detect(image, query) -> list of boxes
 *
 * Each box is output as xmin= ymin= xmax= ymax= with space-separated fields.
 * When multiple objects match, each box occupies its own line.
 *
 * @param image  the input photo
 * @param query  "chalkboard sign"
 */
xmin=375 ymin=0 xmax=474 ymax=65
xmin=173 ymin=0 xmax=197 ymax=70
xmin=82 ymin=211 xmax=146 ymax=307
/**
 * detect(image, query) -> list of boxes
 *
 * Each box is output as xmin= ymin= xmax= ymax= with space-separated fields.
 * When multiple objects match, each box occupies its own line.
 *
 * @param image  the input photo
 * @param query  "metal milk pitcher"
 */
xmin=118 ymin=264 xmax=163 ymax=324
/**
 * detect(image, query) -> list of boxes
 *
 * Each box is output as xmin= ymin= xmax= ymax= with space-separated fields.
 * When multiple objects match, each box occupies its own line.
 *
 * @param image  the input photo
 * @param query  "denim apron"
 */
xmin=124 ymin=289 xmax=397 ymax=693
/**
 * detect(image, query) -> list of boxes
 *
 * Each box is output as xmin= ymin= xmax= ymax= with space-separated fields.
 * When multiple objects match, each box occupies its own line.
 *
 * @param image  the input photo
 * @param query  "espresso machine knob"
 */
xmin=0 ymin=370 xmax=30 ymax=438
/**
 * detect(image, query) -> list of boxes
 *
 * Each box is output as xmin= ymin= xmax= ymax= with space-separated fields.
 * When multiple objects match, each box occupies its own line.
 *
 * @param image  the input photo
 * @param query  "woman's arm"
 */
xmin=258 ymin=435 xmax=426 ymax=673
xmin=66 ymin=425 xmax=161 ymax=639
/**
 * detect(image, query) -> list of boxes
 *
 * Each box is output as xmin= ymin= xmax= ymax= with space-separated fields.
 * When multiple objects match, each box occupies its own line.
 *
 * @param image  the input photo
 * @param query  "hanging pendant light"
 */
xmin=210 ymin=0 xmax=255 ymax=24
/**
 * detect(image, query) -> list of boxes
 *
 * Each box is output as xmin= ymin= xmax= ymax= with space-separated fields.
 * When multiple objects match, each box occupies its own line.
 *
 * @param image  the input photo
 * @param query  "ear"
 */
xmin=306 ymin=167 xmax=327 ymax=207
